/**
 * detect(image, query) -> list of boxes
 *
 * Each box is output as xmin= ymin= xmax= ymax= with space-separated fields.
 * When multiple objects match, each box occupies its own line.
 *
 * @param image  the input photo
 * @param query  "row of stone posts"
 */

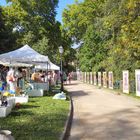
xmin=77 ymin=70 xmax=140 ymax=96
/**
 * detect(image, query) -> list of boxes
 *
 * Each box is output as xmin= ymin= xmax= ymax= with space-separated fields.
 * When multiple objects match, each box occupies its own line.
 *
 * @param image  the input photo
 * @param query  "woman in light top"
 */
xmin=6 ymin=68 xmax=16 ymax=93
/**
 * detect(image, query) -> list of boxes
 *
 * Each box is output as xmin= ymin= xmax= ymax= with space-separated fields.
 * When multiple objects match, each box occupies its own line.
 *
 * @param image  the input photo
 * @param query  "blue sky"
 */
xmin=56 ymin=0 xmax=80 ymax=23
xmin=0 ymin=0 xmax=7 ymax=6
xmin=0 ymin=0 xmax=81 ymax=23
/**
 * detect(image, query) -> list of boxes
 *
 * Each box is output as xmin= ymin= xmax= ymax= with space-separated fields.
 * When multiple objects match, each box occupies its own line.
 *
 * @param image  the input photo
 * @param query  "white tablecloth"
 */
xmin=29 ymin=82 xmax=49 ymax=90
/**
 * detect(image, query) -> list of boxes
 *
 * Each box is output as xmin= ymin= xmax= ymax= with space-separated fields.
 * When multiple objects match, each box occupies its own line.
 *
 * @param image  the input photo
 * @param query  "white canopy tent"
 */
xmin=0 ymin=44 xmax=50 ymax=64
xmin=0 ymin=45 xmax=51 ymax=93
xmin=0 ymin=61 xmax=33 ymax=67
xmin=35 ymin=62 xmax=60 ymax=71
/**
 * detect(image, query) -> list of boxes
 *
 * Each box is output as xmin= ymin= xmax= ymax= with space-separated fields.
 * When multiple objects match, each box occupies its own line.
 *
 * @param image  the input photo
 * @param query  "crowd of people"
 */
xmin=31 ymin=70 xmax=60 ymax=86
xmin=30 ymin=70 xmax=73 ymax=86
xmin=62 ymin=72 xmax=72 ymax=84
xmin=0 ymin=65 xmax=27 ymax=93
xmin=0 ymin=64 xmax=73 ymax=94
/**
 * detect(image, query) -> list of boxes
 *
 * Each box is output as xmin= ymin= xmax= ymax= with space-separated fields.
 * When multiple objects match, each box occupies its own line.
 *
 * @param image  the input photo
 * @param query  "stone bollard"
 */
xmin=0 ymin=130 xmax=15 ymax=140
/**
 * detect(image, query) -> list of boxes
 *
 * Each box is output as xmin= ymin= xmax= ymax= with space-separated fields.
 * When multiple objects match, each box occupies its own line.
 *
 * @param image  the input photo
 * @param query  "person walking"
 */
xmin=63 ymin=72 xmax=67 ymax=85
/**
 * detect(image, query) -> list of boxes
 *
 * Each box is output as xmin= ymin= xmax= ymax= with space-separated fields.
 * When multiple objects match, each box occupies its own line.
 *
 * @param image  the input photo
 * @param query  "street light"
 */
xmin=59 ymin=46 xmax=64 ymax=91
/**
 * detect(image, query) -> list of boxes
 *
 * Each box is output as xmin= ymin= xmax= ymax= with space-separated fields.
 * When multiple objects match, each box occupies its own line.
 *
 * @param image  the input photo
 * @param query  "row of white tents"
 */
xmin=0 ymin=44 xmax=60 ymax=70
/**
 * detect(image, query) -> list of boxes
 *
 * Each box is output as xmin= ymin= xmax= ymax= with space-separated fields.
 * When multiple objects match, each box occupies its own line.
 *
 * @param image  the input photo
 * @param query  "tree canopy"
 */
xmin=62 ymin=0 xmax=140 ymax=78
xmin=0 ymin=0 xmax=76 ymax=71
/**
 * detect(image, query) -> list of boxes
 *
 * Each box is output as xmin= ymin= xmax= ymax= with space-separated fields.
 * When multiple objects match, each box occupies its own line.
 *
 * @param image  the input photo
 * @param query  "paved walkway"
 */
xmin=64 ymin=81 xmax=140 ymax=140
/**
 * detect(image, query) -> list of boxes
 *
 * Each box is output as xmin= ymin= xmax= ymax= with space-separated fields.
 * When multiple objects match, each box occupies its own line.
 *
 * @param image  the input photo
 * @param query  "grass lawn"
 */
xmin=100 ymin=85 xmax=140 ymax=100
xmin=0 ymin=96 xmax=69 ymax=140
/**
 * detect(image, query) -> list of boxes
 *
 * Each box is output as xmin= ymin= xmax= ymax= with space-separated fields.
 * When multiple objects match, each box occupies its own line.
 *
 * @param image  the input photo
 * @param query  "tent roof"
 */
xmin=35 ymin=62 xmax=60 ymax=70
xmin=0 ymin=44 xmax=50 ymax=64
xmin=0 ymin=61 xmax=33 ymax=67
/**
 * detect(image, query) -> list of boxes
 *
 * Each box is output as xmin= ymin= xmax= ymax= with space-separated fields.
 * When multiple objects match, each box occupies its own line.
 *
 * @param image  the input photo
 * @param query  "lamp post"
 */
xmin=59 ymin=46 xmax=64 ymax=91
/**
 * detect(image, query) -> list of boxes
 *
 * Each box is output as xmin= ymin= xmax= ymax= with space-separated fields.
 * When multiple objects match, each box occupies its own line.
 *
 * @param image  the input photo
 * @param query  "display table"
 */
xmin=14 ymin=95 xmax=29 ymax=104
xmin=7 ymin=97 xmax=15 ymax=108
xmin=27 ymin=89 xmax=44 ymax=97
xmin=28 ymin=82 xmax=49 ymax=91
xmin=0 ymin=106 xmax=12 ymax=117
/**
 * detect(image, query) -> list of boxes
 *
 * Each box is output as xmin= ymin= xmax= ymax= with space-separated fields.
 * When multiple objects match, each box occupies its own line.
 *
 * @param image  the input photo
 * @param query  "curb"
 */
xmin=60 ymin=94 xmax=73 ymax=140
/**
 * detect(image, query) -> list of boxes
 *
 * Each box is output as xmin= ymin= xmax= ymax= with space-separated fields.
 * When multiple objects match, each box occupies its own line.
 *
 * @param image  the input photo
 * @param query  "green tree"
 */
xmin=2 ymin=0 xmax=60 ymax=53
xmin=62 ymin=0 xmax=140 ymax=79
xmin=62 ymin=0 xmax=99 ymax=42
xmin=78 ymin=25 xmax=107 ymax=72
xmin=0 ymin=6 xmax=16 ymax=53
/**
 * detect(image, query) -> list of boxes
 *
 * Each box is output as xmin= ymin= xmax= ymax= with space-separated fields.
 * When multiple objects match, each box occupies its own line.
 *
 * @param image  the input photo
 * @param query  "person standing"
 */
xmin=68 ymin=72 xmax=72 ymax=84
xmin=1 ymin=66 xmax=9 ymax=90
xmin=6 ymin=68 xmax=16 ymax=94
xmin=14 ymin=68 xmax=23 ymax=88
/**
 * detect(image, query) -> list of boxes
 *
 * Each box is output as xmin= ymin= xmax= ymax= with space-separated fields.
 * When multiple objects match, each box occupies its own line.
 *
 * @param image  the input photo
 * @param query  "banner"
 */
xmin=79 ymin=72 xmax=82 ymax=81
xmin=98 ymin=72 xmax=101 ymax=87
xmin=87 ymin=72 xmax=88 ymax=83
xmin=87 ymin=72 xmax=89 ymax=83
xmin=90 ymin=72 xmax=93 ymax=84
xmin=103 ymin=72 xmax=107 ymax=88
xmin=108 ymin=71 xmax=113 ymax=89
xmin=123 ymin=70 xmax=129 ymax=94
xmin=135 ymin=70 xmax=140 ymax=96
xmin=82 ymin=72 xmax=85 ymax=82
xmin=86 ymin=72 xmax=88 ymax=83
xmin=84 ymin=72 xmax=86 ymax=83
xmin=77 ymin=70 xmax=80 ymax=80
xmin=94 ymin=72 xmax=97 ymax=85
xmin=88 ymin=72 xmax=90 ymax=83
xmin=80 ymin=72 xmax=82 ymax=81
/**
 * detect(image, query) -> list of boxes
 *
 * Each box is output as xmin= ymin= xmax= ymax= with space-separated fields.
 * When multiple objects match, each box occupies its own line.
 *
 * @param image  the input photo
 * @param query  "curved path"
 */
xmin=65 ymin=81 xmax=140 ymax=140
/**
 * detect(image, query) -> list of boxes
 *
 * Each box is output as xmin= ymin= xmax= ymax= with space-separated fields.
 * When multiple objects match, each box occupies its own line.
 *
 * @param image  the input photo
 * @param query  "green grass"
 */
xmin=125 ymin=92 xmax=140 ymax=100
xmin=105 ymin=87 xmax=140 ymax=100
xmin=98 ymin=85 xmax=140 ymax=100
xmin=0 ymin=96 xmax=69 ymax=140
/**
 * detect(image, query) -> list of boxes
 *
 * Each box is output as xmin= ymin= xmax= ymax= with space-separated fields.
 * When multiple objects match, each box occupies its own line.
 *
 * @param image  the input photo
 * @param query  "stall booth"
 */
xmin=0 ymin=45 xmax=50 ymax=117
xmin=27 ymin=62 xmax=60 ymax=96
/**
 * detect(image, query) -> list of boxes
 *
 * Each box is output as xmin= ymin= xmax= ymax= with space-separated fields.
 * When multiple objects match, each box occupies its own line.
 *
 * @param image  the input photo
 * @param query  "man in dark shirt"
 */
xmin=0 ymin=66 xmax=9 ymax=90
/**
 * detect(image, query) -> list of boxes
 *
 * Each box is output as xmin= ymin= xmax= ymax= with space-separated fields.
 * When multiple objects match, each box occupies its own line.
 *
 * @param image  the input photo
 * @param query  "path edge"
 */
xmin=60 ymin=94 xmax=73 ymax=140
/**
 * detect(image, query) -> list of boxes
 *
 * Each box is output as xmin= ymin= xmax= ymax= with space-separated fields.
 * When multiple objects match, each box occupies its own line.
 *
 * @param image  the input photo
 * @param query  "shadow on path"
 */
xmin=68 ymin=90 xmax=89 ymax=98
xmin=69 ymin=108 xmax=140 ymax=140
xmin=65 ymin=81 xmax=140 ymax=140
xmin=64 ymin=83 xmax=78 ymax=86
